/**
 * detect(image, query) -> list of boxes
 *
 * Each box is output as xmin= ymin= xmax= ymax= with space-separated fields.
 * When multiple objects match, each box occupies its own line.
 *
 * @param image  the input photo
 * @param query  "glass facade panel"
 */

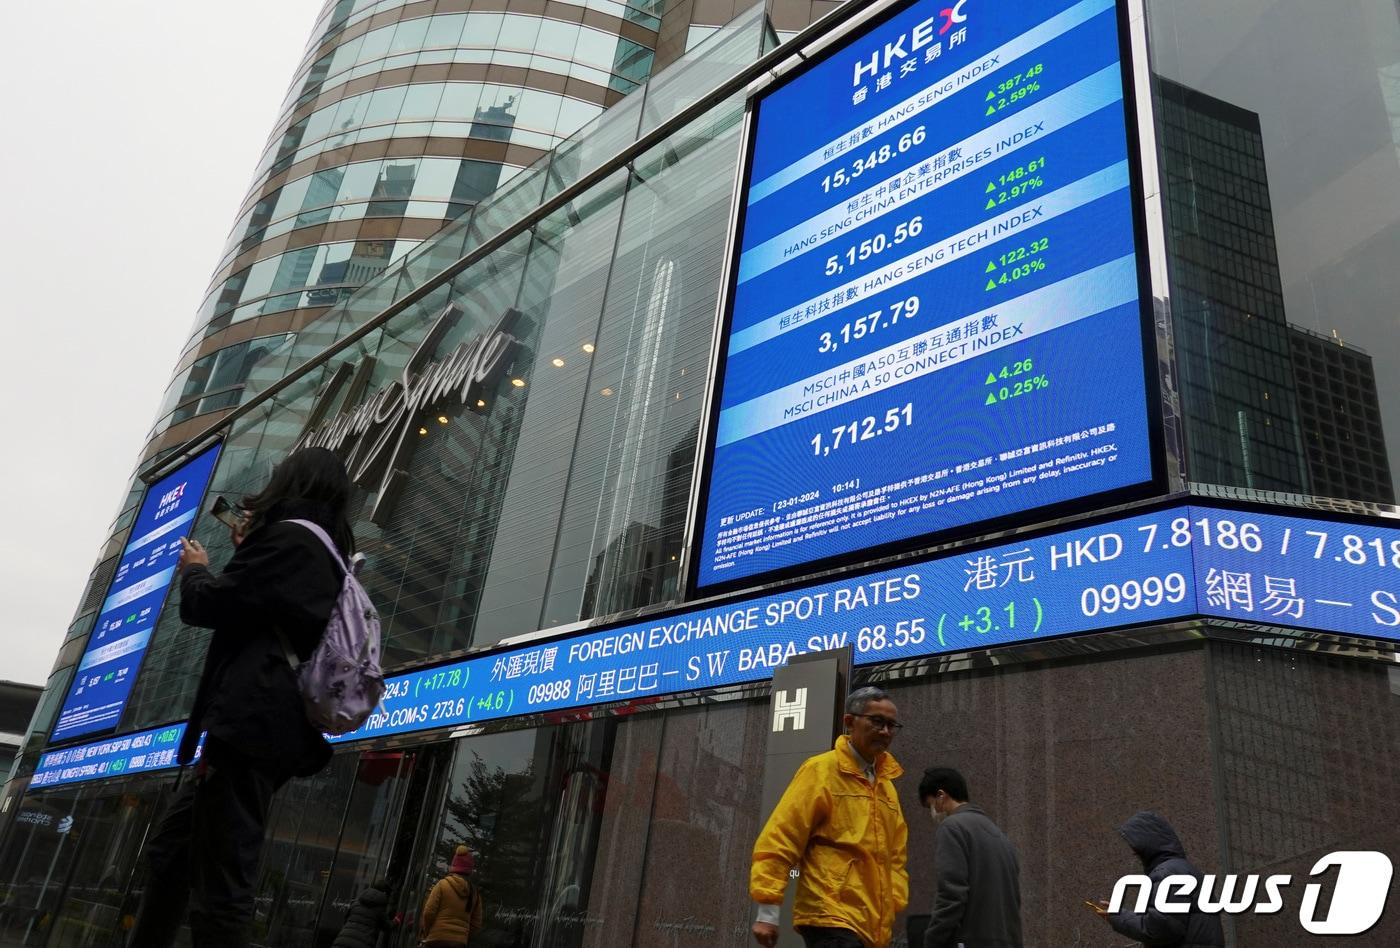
xmin=1148 ymin=0 xmax=1400 ymax=502
xmin=0 ymin=788 xmax=82 ymax=945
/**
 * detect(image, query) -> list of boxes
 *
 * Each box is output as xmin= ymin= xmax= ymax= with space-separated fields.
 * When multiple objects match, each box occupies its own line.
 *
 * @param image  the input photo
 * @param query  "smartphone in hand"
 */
xmin=210 ymin=495 xmax=243 ymax=530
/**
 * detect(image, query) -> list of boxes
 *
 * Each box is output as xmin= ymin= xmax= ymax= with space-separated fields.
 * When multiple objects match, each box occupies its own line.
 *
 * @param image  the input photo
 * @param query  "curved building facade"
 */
xmin=4 ymin=2 xmax=1400 ymax=947
xmin=148 ymin=0 xmax=667 ymax=459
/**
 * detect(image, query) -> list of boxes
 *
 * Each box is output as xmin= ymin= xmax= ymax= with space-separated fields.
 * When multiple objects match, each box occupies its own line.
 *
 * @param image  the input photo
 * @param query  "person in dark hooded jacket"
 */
xmin=1099 ymin=811 xmax=1224 ymax=948
xmin=126 ymin=447 xmax=354 ymax=948
xmin=332 ymin=878 xmax=398 ymax=948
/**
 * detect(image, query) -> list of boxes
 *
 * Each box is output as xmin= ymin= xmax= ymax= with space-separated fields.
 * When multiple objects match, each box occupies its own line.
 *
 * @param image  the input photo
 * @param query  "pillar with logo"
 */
xmin=757 ymin=647 xmax=852 ymax=948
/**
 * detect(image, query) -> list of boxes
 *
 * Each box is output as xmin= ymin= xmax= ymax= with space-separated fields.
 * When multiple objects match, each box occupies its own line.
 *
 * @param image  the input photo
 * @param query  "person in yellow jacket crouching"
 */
xmin=750 ymin=686 xmax=909 ymax=948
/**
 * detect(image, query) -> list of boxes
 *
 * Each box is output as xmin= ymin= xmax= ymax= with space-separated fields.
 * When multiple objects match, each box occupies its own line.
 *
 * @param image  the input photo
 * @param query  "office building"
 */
xmin=3 ymin=3 xmax=1397 ymax=947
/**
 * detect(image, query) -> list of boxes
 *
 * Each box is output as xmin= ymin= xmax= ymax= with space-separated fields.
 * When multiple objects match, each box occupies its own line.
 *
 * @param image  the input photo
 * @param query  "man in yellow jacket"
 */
xmin=750 ymin=686 xmax=909 ymax=948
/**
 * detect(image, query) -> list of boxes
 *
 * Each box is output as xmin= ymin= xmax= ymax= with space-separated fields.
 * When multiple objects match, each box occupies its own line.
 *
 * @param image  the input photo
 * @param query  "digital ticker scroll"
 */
xmin=48 ymin=443 xmax=223 ymax=744
xmin=28 ymin=502 xmax=1400 ymax=788
xmin=694 ymin=0 xmax=1159 ymax=590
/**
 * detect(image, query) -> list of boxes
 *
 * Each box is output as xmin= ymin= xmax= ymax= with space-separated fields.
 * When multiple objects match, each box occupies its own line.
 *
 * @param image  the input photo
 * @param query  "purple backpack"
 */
xmin=280 ymin=519 xmax=385 ymax=735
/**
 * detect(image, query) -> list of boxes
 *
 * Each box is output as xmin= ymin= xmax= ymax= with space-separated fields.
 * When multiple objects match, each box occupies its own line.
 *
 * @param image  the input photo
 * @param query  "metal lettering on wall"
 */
xmin=294 ymin=304 xmax=518 ymax=523
xmin=27 ymin=503 xmax=1400 ymax=789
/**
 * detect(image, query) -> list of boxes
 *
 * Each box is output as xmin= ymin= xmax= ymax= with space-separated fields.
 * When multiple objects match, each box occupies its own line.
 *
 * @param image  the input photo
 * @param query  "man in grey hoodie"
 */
xmin=919 ymin=767 xmax=1022 ymax=948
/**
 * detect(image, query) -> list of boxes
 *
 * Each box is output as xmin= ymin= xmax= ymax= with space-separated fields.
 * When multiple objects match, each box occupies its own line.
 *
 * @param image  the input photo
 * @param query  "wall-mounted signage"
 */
xmin=49 ymin=443 xmax=223 ymax=745
xmin=694 ymin=0 xmax=1159 ymax=591
xmin=294 ymin=304 xmax=518 ymax=523
xmin=322 ymin=502 xmax=1399 ymax=744
xmin=31 ymin=723 xmax=199 ymax=790
xmin=31 ymin=502 xmax=1400 ymax=790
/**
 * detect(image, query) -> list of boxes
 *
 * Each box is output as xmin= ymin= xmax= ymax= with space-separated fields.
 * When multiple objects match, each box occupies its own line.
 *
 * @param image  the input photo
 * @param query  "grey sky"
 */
xmin=0 ymin=2 xmax=321 ymax=687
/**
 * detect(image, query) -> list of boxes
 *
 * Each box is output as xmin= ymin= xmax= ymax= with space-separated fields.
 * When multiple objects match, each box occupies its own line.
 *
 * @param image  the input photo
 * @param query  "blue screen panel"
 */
xmin=695 ymin=0 xmax=1156 ymax=589
xmin=30 ymin=723 xmax=199 ymax=790
xmin=1189 ymin=507 xmax=1400 ymax=637
xmin=30 ymin=503 xmax=1400 ymax=789
xmin=49 ymin=443 xmax=222 ymax=744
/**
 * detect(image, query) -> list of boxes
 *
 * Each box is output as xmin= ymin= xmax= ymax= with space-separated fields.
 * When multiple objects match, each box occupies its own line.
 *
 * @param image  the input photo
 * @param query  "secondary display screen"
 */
xmin=49 ymin=443 xmax=222 ymax=744
xmin=695 ymin=0 xmax=1157 ymax=590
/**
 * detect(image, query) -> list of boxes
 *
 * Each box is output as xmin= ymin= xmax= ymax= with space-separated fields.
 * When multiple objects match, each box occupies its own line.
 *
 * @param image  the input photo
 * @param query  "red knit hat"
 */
xmin=450 ymin=845 xmax=475 ymax=874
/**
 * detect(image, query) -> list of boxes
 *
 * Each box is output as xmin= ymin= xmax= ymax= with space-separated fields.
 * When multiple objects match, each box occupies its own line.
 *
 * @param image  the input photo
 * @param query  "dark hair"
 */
xmin=242 ymin=447 xmax=354 ymax=554
xmin=919 ymin=767 xmax=969 ymax=804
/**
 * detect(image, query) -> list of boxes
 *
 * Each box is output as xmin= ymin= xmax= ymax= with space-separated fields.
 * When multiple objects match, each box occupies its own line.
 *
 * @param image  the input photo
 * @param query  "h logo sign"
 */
xmin=772 ymin=688 xmax=808 ymax=732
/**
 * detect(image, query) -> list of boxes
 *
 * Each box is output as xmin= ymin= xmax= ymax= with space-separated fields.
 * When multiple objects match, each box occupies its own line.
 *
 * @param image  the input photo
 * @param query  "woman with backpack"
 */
xmin=419 ymin=846 xmax=484 ymax=947
xmin=127 ymin=447 xmax=355 ymax=948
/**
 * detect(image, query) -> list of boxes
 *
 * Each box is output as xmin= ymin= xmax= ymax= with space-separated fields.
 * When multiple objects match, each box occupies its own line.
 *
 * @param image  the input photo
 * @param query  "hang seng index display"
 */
xmin=697 ymin=0 xmax=1155 ymax=589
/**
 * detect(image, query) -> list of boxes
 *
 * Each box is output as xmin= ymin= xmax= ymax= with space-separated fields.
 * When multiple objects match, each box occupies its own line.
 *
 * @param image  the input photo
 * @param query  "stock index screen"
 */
xmin=695 ymin=0 xmax=1158 ymax=590
xmin=49 ymin=443 xmax=222 ymax=744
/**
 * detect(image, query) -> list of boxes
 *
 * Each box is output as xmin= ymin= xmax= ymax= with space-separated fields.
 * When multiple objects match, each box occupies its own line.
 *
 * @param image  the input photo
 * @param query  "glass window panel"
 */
xmin=425 ymin=13 xmax=467 ymax=48
xmin=461 ymin=12 xmax=504 ymax=50
xmin=1147 ymin=0 xmax=1400 ymax=504
xmin=470 ymin=170 xmax=627 ymax=642
xmin=326 ymin=33 xmax=364 ymax=78
xmin=437 ymin=82 xmax=484 ymax=122
xmin=355 ymin=23 xmax=394 ymax=65
xmin=516 ymin=89 xmax=563 ymax=132
xmin=271 ymin=176 xmax=313 ymax=221
xmin=388 ymin=16 xmax=430 ymax=55
xmin=536 ymin=20 xmax=580 ymax=60
xmin=0 ymin=788 xmax=83 ymax=945
xmin=330 ymin=93 xmax=371 ymax=142
xmin=412 ymin=158 xmax=461 ymax=200
xmin=301 ymin=105 xmax=335 ymax=145
xmin=572 ymin=29 xmax=619 ymax=71
xmin=401 ymin=82 xmax=446 ymax=121
xmin=339 ymin=160 xmax=382 ymax=202
xmin=496 ymin=14 xmax=542 ymax=52
xmin=363 ymin=85 xmax=410 ymax=126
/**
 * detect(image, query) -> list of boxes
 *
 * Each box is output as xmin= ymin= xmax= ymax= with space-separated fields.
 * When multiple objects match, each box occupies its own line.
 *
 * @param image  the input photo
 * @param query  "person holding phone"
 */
xmin=1092 ymin=812 xmax=1224 ymax=948
xmin=127 ymin=447 xmax=355 ymax=948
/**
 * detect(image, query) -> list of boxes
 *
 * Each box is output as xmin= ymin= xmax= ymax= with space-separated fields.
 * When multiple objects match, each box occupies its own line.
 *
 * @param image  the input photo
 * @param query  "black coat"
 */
xmin=332 ymin=883 xmax=395 ymax=948
xmin=1108 ymin=812 xmax=1225 ymax=948
xmin=176 ymin=507 xmax=343 ymax=777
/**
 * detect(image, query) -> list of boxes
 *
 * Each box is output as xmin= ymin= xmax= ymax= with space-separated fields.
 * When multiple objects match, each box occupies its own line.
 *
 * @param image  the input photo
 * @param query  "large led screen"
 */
xmin=695 ymin=0 xmax=1159 ymax=590
xmin=49 ymin=442 xmax=222 ymax=744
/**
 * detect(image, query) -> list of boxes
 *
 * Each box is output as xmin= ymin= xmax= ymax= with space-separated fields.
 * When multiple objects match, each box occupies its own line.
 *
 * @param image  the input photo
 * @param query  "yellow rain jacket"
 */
xmin=750 ymin=735 xmax=909 ymax=947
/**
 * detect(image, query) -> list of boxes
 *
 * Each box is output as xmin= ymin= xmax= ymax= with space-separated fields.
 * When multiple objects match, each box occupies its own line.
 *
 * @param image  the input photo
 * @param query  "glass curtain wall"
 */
xmin=1148 ymin=0 xmax=1400 ymax=506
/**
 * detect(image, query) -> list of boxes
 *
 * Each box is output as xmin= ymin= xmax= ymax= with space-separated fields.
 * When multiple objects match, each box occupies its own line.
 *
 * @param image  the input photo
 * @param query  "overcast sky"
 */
xmin=0 ymin=2 xmax=321 ymax=687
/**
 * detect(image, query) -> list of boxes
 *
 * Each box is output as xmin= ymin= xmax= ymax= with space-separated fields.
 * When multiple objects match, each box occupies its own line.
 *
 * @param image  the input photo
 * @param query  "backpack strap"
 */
xmin=276 ymin=519 xmax=348 ymax=671
xmin=283 ymin=518 xmax=348 ymax=573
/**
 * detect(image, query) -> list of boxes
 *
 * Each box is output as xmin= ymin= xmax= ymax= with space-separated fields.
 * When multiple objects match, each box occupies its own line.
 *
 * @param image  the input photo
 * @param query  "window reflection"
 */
xmin=170 ymin=334 xmax=294 ymax=425
xmin=1148 ymin=0 xmax=1400 ymax=503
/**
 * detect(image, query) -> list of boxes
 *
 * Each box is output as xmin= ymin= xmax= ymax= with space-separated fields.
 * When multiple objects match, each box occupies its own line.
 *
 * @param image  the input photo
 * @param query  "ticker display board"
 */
xmin=29 ymin=502 xmax=1400 ymax=789
xmin=31 ymin=723 xmax=199 ymax=790
xmin=694 ymin=0 xmax=1158 ymax=590
xmin=49 ymin=443 xmax=222 ymax=744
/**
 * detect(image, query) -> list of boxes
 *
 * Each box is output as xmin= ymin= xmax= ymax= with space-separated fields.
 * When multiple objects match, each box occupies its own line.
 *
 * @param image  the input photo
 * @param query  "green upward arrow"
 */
xmin=985 ymin=278 xmax=998 ymax=291
xmin=986 ymin=105 xmax=997 ymax=117
xmin=985 ymin=260 xmax=997 ymax=273
xmin=985 ymin=372 xmax=998 ymax=385
xmin=985 ymin=391 xmax=998 ymax=405
xmin=985 ymin=198 xmax=996 ymax=211
xmin=986 ymin=181 xmax=996 ymax=193
xmin=986 ymin=89 xmax=995 ymax=101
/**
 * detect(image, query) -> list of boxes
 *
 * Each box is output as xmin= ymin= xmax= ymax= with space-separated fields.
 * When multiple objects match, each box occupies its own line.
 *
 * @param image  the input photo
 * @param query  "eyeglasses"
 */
xmin=852 ymin=714 xmax=904 ymax=733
